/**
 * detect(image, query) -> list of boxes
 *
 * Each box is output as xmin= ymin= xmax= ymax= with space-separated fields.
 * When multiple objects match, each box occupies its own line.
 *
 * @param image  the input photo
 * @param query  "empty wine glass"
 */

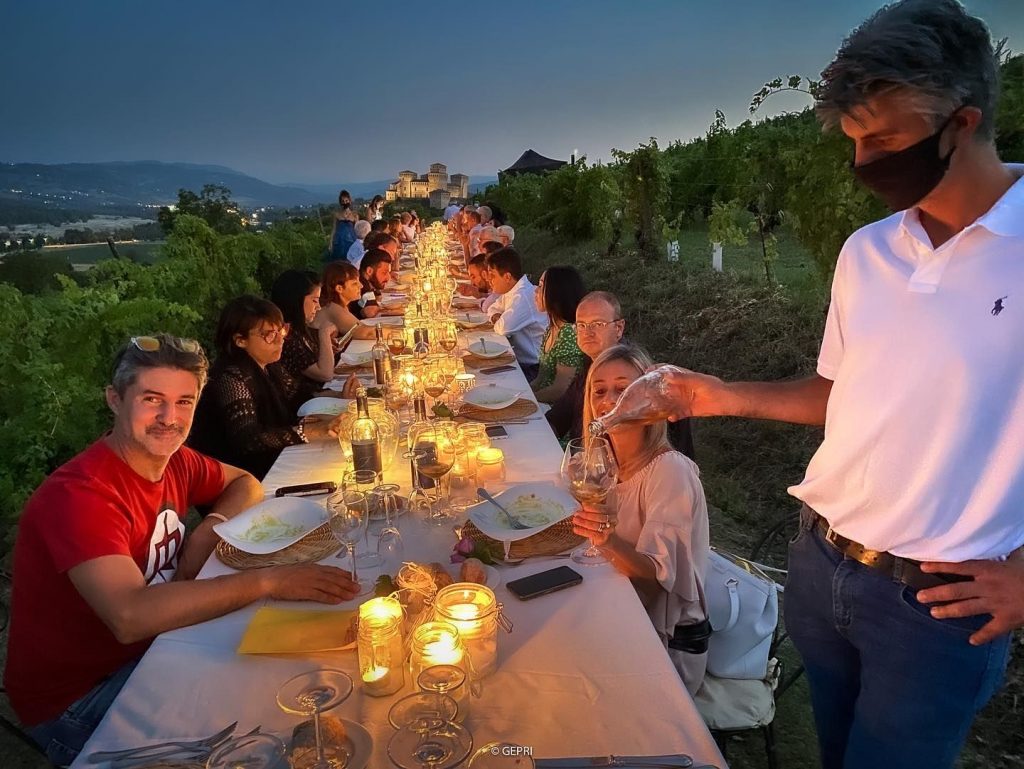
xmin=276 ymin=669 xmax=353 ymax=769
xmin=327 ymin=489 xmax=372 ymax=596
xmin=387 ymin=717 xmax=473 ymax=769
xmin=344 ymin=470 xmax=382 ymax=568
xmin=561 ymin=437 xmax=619 ymax=566
xmin=206 ymin=733 xmax=287 ymax=769
xmin=373 ymin=483 xmax=405 ymax=572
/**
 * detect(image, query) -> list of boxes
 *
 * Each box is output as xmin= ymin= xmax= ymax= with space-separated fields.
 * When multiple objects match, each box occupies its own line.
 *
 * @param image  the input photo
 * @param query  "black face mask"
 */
xmin=851 ymin=115 xmax=958 ymax=211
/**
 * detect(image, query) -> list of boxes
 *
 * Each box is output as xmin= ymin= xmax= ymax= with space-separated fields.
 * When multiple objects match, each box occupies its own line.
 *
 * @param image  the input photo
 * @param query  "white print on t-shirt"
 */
xmin=144 ymin=508 xmax=184 ymax=584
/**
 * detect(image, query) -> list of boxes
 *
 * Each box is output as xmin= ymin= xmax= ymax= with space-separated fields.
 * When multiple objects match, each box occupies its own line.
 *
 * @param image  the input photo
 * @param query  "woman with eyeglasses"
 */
xmin=271 ymin=269 xmax=339 ymax=397
xmin=530 ymin=265 xmax=586 ymax=403
xmin=189 ymin=296 xmax=343 ymax=479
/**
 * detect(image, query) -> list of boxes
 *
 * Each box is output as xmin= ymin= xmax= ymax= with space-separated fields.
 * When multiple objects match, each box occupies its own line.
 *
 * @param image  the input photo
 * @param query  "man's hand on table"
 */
xmin=262 ymin=563 xmax=360 ymax=603
xmin=917 ymin=558 xmax=1024 ymax=645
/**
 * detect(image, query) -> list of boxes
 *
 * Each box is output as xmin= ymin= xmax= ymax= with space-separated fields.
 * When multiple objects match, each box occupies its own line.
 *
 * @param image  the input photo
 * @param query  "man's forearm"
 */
xmin=712 ymin=375 xmax=832 ymax=426
xmin=177 ymin=475 xmax=263 ymax=580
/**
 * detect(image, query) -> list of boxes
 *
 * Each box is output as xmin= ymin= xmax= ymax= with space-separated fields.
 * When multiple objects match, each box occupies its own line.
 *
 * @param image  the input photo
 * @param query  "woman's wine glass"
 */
xmin=327 ymin=489 xmax=372 ymax=596
xmin=276 ymin=669 xmax=353 ymax=769
xmin=561 ymin=437 xmax=618 ymax=566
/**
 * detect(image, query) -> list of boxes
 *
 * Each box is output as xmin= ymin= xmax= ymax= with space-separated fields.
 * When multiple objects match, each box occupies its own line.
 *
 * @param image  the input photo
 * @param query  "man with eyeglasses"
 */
xmin=546 ymin=291 xmax=694 ymax=458
xmin=5 ymin=334 xmax=359 ymax=765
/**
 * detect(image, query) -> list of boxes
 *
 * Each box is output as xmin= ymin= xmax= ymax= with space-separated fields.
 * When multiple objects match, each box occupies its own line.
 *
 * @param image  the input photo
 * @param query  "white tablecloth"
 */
xmin=71 ymin=331 xmax=725 ymax=768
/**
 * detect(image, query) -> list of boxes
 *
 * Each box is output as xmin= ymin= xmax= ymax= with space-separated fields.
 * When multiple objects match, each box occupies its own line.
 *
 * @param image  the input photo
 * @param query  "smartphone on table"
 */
xmin=507 ymin=566 xmax=583 ymax=601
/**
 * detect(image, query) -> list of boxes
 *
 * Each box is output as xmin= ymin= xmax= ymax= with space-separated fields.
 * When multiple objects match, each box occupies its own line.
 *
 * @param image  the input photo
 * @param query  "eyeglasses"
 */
xmin=252 ymin=324 xmax=290 ymax=344
xmin=131 ymin=336 xmax=202 ymax=354
xmin=574 ymin=320 xmax=622 ymax=333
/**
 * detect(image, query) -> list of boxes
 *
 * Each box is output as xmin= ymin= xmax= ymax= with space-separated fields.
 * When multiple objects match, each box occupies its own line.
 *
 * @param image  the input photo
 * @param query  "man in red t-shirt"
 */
xmin=6 ymin=334 xmax=359 ymax=766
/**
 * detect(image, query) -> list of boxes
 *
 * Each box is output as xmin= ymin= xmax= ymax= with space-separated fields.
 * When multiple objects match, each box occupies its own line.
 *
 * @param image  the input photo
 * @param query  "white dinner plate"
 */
xmin=297 ymin=397 xmax=351 ymax=417
xmin=336 ymin=349 xmax=373 ymax=367
xmin=462 ymin=384 xmax=520 ymax=410
xmin=359 ymin=316 xmax=404 ymax=327
xmin=454 ymin=310 xmax=489 ymax=327
xmin=466 ymin=482 xmax=578 ymax=542
xmin=466 ymin=339 xmax=510 ymax=358
xmin=213 ymin=497 xmax=327 ymax=554
xmin=452 ymin=296 xmax=482 ymax=309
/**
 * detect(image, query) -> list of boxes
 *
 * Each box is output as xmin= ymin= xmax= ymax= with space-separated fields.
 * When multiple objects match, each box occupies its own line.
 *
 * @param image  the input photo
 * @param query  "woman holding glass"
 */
xmin=531 ymin=266 xmax=586 ymax=403
xmin=573 ymin=343 xmax=710 ymax=693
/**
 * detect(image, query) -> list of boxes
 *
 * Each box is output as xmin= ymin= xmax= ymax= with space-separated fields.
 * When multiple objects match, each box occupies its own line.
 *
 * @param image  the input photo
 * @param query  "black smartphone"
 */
xmin=484 ymin=425 xmax=509 ymax=439
xmin=507 ymin=566 xmax=583 ymax=601
xmin=481 ymin=364 xmax=517 ymax=375
xmin=275 ymin=481 xmax=338 ymax=498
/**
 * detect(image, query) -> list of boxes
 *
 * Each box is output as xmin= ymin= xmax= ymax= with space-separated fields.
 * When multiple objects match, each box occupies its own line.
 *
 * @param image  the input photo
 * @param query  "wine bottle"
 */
xmin=589 ymin=365 xmax=684 ymax=437
xmin=372 ymin=324 xmax=389 ymax=386
xmin=351 ymin=390 xmax=382 ymax=474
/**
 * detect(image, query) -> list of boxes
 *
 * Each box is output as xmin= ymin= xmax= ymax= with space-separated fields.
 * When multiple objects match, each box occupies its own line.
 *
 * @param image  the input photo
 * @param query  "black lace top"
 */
xmin=280 ymin=329 xmax=326 ymax=398
xmin=189 ymin=353 xmax=308 ymax=480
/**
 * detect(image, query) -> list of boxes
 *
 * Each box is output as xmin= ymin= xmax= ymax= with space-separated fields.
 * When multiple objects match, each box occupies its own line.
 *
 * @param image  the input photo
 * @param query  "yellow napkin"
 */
xmin=238 ymin=607 xmax=357 ymax=655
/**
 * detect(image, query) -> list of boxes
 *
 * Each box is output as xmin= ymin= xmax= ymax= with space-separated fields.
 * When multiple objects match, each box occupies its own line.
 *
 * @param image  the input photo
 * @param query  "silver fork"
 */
xmin=105 ymin=727 xmax=262 ymax=769
xmin=477 ymin=488 xmax=531 ymax=530
xmin=87 ymin=721 xmax=239 ymax=762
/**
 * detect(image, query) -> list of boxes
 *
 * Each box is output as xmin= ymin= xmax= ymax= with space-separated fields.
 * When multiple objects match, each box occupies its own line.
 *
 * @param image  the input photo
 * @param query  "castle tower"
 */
xmin=427 ymin=162 xmax=448 ymax=193
xmin=449 ymin=173 xmax=469 ymax=199
xmin=397 ymin=170 xmax=417 ymax=199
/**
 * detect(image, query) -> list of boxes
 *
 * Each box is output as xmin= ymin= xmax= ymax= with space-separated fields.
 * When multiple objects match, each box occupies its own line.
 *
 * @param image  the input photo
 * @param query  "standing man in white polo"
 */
xmin=643 ymin=2 xmax=1023 ymax=767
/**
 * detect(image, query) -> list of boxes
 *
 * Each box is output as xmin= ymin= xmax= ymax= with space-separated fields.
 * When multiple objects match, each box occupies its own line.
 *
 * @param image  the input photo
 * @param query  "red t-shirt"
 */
xmin=4 ymin=439 xmax=225 ymax=725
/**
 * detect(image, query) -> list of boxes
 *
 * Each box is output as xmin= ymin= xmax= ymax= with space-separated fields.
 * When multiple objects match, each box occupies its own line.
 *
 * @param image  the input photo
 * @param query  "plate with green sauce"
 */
xmin=213 ymin=497 xmax=328 ymax=554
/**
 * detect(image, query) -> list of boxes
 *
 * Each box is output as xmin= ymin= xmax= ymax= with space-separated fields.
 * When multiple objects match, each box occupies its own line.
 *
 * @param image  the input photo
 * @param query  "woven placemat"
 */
xmin=458 ymin=398 xmax=538 ymax=423
xmin=463 ymin=352 xmax=516 ymax=369
xmin=216 ymin=523 xmax=338 ymax=570
xmin=462 ymin=519 xmax=583 ymax=561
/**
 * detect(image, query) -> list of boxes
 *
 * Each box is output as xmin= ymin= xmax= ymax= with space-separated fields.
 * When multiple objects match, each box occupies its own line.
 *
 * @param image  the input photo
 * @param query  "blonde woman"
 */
xmin=574 ymin=343 xmax=711 ymax=693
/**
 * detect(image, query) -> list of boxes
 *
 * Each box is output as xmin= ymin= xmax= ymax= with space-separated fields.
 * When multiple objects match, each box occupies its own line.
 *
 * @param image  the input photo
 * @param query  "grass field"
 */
xmin=41 ymin=240 xmax=164 ymax=266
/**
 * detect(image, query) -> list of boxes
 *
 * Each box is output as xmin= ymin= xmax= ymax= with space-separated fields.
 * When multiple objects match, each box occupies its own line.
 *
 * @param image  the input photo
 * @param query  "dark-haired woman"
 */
xmin=189 ymin=296 xmax=341 ymax=479
xmin=530 ymin=266 xmax=586 ymax=403
xmin=329 ymin=189 xmax=359 ymax=260
xmin=270 ymin=270 xmax=338 ymax=398
xmin=317 ymin=261 xmax=376 ymax=341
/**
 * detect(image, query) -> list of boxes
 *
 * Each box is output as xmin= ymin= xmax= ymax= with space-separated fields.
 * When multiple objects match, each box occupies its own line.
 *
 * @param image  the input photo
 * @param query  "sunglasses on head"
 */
xmin=131 ymin=336 xmax=202 ymax=354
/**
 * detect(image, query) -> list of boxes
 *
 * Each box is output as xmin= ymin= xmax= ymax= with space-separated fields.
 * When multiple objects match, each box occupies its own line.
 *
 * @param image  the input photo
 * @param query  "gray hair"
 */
xmin=579 ymin=291 xmax=622 ymax=320
xmin=355 ymin=219 xmax=372 ymax=238
xmin=815 ymin=0 xmax=1001 ymax=140
xmin=111 ymin=333 xmax=209 ymax=396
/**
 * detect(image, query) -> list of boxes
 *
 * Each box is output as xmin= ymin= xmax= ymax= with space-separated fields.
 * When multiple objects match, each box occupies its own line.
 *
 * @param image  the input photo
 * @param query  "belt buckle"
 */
xmin=823 ymin=526 xmax=842 ymax=549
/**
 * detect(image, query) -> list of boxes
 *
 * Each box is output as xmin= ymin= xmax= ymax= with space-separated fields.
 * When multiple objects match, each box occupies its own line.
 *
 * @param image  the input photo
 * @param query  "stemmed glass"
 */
xmin=404 ymin=450 xmax=434 ymax=518
xmin=344 ymin=470 xmax=382 ymax=568
xmin=408 ymin=422 xmax=457 ymax=525
xmin=561 ymin=437 xmax=618 ymax=566
xmin=206 ymin=733 xmax=287 ymax=769
xmin=373 ymin=483 xmax=405 ymax=572
xmin=277 ymin=669 xmax=353 ymax=769
xmin=387 ymin=328 xmax=407 ymax=356
xmin=387 ymin=717 xmax=473 ymax=769
xmin=327 ymin=489 xmax=372 ymax=596
xmin=437 ymin=322 xmax=459 ymax=355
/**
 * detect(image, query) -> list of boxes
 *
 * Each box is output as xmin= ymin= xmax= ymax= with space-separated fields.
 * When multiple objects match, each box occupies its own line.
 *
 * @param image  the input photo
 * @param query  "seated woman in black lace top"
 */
xmin=271 ymin=269 xmax=339 ymax=397
xmin=189 ymin=295 xmax=342 ymax=479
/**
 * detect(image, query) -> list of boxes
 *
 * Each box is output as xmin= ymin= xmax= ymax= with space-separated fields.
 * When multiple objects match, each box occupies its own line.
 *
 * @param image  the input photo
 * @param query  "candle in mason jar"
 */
xmin=357 ymin=597 xmax=405 ymax=696
xmin=476 ymin=448 xmax=505 ymax=486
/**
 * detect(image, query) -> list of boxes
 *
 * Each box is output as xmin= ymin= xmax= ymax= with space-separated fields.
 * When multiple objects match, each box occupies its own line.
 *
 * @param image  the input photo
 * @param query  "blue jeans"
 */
xmin=27 ymin=659 xmax=138 ymax=767
xmin=785 ymin=507 xmax=1010 ymax=769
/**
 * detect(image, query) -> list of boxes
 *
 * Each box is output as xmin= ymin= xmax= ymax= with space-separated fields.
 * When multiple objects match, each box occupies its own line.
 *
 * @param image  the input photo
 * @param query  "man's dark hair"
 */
xmin=816 ymin=0 xmax=1001 ymax=140
xmin=481 ymin=240 xmax=503 ymax=254
xmin=363 ymin=231 xmax=391 ymax=252
xmin=370 ymin=218 xmax=388 ymax=232
xmin=468 ymin=253 xmax=488 ymax=268
xmin=487 ymin=247 xmax=523 ymax=281
xmin=214 ymin=295 xmax=285 ymax=358
xmin=541 ymin=266 xmax=586 ymax=325
xmin=359 ymin=249 xmax=391 ymax=276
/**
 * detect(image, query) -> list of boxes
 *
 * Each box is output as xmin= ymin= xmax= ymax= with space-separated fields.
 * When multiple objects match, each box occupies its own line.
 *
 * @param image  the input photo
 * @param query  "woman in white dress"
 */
xmin=573 ymin=343 xmax=711 ymax=693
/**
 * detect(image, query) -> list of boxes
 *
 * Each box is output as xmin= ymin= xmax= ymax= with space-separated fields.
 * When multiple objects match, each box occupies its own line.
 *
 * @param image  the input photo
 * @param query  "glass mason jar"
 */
xmin=433 ymin=583 xmax=511 ymax=678
xmin=458 ymin=424 xmax=490 ymax=474
xmin=357 ymin=597 xmax=406 ymax=697
xmin=409 ymin=622 xmax=468 ymax=686
xmin=336 ymin=397 xmax=400 ymax=471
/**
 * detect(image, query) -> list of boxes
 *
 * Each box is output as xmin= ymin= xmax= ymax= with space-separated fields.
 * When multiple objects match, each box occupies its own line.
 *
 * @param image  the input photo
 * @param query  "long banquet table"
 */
xmin=71 ymin=306 xmax=725 ymax=768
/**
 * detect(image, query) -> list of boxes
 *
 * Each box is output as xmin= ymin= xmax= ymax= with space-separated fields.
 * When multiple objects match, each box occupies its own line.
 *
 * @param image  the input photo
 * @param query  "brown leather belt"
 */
xmin=808 ymin=509 xmax=972 ymax=592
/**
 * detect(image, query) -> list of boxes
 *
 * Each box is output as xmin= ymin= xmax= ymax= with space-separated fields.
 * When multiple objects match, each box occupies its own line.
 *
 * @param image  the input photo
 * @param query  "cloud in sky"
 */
xmin=2 ymin=0 xmax=1021 ymax=184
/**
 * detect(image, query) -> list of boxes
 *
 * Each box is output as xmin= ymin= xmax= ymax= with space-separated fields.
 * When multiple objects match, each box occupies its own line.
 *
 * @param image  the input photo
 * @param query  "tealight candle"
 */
xmin=410 ymin=622 xmax=468 ymax=685
xmin=476 ymin=448 xmax=505 ymax=487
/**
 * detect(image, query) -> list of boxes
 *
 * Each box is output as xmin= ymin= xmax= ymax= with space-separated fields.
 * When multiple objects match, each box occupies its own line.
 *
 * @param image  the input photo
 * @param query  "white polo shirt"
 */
xmin=492 ymin=275 xmax=548 ymax=367
xmin=789 ymin=165 xmax=1024 ymax=561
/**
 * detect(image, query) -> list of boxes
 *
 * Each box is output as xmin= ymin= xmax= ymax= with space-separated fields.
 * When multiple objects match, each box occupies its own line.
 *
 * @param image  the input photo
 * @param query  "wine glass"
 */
xmin=387 ymin=717 xmax=473 ymax=769
xmin=387 ymin=328 xmax=408 ymax=356
xmin=437 ymin=322 xmax=459 ymax=355
xmin=373 ymin=483 xmax=405 ymax=572
xmin=404 ymin=449 xmax=434 ymax=518
xmin=408 ymin=422 xmax=457 ymax=525
xmin=561 ymin=437 xmax=618 ymax=566
xmin=344 ymin=470 xmax=382 ymax=568
xmin=327 ymin=489 xmax=372 ymax=596
xmin=206 ymin=733 xmax=287 ymax=769
xmin=276 ymin=669 xmax=353 ymax=769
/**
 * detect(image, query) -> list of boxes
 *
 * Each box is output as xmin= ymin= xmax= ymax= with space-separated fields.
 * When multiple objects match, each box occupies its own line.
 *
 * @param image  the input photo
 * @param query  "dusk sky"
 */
xmin=3 ymin=1 xmax=1022 ymax=186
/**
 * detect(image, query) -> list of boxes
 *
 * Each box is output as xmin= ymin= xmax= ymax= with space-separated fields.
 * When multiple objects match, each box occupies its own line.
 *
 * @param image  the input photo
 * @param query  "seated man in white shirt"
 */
xmin=346 ymin=220 xmax=372 ymax=268
xmin=486 ymin=247 xmax=548 ymax=381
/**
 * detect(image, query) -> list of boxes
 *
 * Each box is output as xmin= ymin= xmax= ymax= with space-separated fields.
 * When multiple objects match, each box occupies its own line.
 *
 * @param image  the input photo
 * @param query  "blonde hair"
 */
xmin=583 ymin=344 xmax=669 ymax=461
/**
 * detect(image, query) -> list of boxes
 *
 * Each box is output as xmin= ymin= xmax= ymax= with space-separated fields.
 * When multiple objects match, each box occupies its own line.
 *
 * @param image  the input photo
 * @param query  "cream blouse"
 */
xmin=611 ymin=450 xmax=710 ymax=690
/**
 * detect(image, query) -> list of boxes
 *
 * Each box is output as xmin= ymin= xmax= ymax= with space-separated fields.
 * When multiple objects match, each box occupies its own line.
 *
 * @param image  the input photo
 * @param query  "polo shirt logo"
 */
xmin=991 ymin=296 xmax=1007 ymax=316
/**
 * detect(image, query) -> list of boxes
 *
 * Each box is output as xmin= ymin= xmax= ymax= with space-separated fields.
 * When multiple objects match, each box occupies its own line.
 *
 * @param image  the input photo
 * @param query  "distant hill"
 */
xmin=0 ymin=161 xmax=329 ymax=226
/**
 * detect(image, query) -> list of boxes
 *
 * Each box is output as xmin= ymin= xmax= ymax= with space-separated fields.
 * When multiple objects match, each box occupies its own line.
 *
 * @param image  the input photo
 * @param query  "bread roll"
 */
xmin=459 ymin=557 xmax=488 ymax=585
